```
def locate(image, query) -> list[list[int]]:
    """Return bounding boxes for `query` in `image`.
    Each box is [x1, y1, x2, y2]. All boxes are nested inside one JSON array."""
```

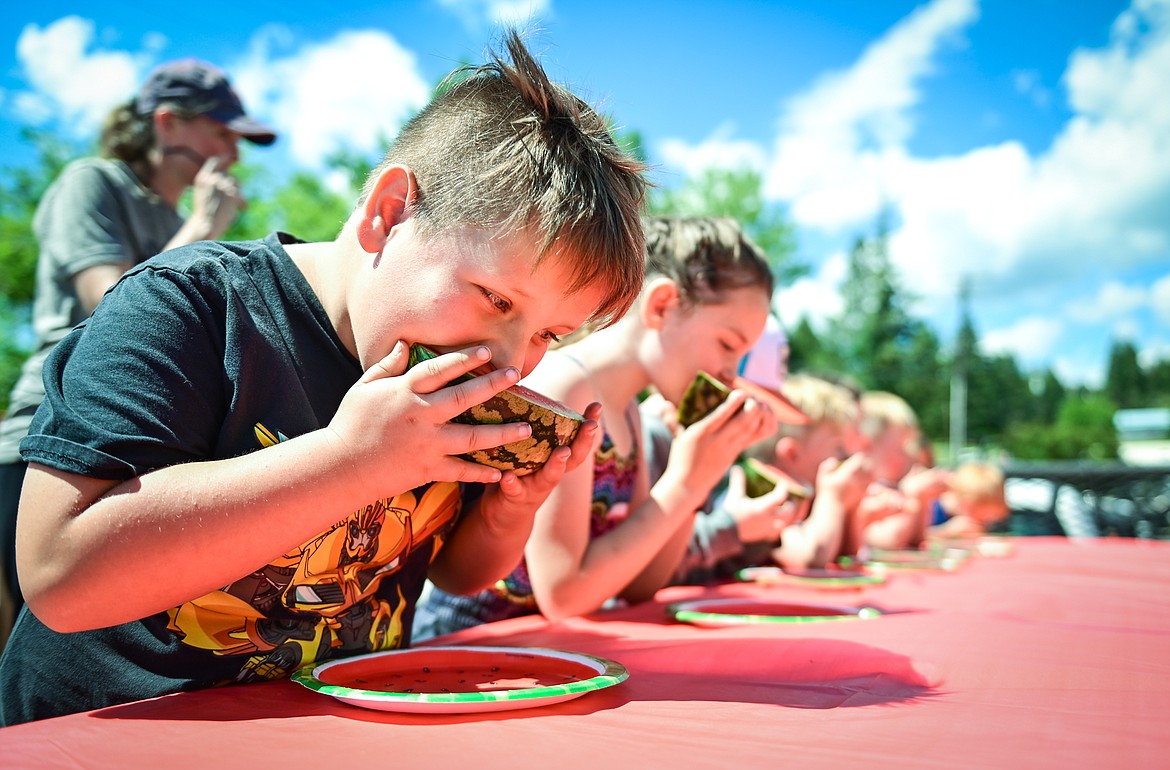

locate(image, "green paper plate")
[[668, 597, 881, 627], [736, 566, 886, 590], [293, 646, 628, 714]]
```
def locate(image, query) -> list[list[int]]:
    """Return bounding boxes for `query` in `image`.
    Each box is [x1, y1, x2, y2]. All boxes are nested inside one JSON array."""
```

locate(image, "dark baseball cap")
[[136, 59, 277, 146]]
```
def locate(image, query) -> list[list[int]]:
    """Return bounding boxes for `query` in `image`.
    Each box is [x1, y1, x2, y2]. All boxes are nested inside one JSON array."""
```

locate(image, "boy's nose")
[[486, 343, 528, 379]]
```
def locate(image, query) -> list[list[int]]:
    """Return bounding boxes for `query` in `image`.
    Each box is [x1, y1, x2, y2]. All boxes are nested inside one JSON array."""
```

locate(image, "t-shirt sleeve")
[[21, 262, 230, 480], [37, 162, 144, 281]]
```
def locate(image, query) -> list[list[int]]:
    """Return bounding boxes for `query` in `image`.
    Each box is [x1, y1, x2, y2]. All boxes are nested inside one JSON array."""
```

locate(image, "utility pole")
[[949, 277, 970, 464]]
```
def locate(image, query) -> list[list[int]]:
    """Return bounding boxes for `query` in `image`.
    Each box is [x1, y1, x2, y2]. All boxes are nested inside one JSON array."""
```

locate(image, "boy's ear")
[[641, 277, 679, 330], [356, 164, 418, 253]]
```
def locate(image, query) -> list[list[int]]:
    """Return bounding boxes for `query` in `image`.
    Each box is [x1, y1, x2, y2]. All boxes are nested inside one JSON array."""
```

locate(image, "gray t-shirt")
[[0, 157, 182, 461]]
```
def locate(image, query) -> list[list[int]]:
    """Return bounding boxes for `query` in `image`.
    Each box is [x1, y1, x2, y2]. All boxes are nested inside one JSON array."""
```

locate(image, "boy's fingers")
[[441, 421, 532, 457], [405, 346, 492, 390], [360, 340, 410, 383]]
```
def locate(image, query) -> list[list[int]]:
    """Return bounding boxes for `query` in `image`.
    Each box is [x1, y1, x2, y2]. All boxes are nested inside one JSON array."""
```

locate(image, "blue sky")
[[1, 0, 1167, 390]]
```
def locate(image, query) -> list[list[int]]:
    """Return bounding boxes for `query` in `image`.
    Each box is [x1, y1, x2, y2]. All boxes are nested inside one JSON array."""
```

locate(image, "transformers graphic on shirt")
[[165, 422, 461, 682]]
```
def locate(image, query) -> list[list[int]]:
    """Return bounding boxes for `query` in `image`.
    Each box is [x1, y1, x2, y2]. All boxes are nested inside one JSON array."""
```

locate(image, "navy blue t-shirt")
[[0, 233, 463, 725]]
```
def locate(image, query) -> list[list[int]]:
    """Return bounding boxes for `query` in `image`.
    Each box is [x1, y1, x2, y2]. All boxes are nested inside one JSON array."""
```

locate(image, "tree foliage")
[[1105, 339, 1147, 409], [647, 167, 803, 285], [0, 128, 84, 302], [0, 129, 85, 411]]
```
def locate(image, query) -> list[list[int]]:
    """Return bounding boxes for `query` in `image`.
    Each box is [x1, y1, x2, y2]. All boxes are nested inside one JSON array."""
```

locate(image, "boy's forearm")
[[21, 428, 400, 632], [426, 496, 533, 595]]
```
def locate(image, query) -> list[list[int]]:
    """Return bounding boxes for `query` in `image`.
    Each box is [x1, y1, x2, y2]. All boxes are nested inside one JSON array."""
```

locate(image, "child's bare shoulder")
[[521, 349, 599, 410]]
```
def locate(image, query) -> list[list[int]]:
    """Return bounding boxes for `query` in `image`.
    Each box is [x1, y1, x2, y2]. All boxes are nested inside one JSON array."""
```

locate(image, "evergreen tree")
[[825, 211, 921, 393], [1034, 369, 1066, 424], [785, 315, 821, 375], [1105, 340, 1147, 408], [1146, 358, 1170, 407]]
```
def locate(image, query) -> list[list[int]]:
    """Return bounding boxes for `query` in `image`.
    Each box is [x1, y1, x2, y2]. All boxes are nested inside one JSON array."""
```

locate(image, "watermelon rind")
[[742, 457, 812, 500], [407, 344, 584, 476], [676, 371, 731, 428]]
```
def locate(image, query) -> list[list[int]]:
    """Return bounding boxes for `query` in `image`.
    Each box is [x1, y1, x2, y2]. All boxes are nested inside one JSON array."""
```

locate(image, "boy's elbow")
[[20, 564, 97, 634], [22, 586, 87, 634]]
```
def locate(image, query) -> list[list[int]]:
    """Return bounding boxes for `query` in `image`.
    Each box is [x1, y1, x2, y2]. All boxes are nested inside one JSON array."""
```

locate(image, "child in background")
[[855, 390, 950, 550], [929, 462, 1010, 539], [746, 373, 874, 571], [414, 216, 777, 637], [0, 30, 647, 726]]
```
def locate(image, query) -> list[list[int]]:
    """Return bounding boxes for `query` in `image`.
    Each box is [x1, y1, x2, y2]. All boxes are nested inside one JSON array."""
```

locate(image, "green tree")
[[1003, 391, 1118, 460], [648, 167, 802, 285], [897, 321, 947, 441], [1146, 358, 1170, 407], [965, 353, 1032, 443], [1105, 339, 1147, 408], [785, 315, 821, 375], [0, 128, 84, 303], [824, 213, 919, 389], [1032, 369, 1066, 424]]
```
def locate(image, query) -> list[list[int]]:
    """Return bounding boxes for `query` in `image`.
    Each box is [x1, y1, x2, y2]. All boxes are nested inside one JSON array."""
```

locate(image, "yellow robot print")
[[166, 422, 462, 682]]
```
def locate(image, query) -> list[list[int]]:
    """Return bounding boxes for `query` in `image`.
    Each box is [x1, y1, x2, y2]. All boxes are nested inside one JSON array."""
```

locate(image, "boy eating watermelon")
[[0, 29, 646, 725]]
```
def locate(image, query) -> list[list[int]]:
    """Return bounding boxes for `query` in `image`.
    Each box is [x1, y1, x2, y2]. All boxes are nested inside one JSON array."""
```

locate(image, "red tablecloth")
[[3, 537, 1169, 769]]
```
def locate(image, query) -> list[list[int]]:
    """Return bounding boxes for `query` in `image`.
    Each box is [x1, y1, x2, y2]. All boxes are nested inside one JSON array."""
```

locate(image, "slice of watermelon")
[[676, 371, 732, 428], [408, 344, 584, 476], [741, 457, 812, 500]]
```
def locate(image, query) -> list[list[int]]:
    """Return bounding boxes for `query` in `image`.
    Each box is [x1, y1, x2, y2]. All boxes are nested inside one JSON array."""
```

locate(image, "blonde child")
[[855, 390, 950, 550], [749, 374, 873, 571], [415, 216, 777, 635], [0, 31, 646, 725], [929, 462, 1010, 539]]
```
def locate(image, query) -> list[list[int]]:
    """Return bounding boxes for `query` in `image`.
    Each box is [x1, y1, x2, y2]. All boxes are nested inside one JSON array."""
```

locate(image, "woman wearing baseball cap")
[[0, 59, 277, 638]]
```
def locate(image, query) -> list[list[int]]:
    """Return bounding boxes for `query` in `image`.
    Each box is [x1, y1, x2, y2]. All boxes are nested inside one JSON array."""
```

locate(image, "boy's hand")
[[325, 342, 542, 496], [721, 464, 798, 544], [815, 453, 872, 512]]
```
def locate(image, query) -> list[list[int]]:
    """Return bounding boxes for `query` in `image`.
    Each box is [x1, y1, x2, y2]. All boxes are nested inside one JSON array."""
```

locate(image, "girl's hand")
[[663, 390, 778, 506]]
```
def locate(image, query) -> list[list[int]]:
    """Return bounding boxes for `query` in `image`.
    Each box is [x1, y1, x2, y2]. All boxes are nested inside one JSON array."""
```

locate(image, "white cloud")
[[231, 27, 431, 170], [773, 251, 848, 332], [763, 0, 979, 218], [982, 315, 1063, 365], [1052, 353, 1106, 390], [437, 0, 552, 29], [1151, 273, 1170, 325], [1140, 336, 1170, 368], [656, 123, 768, 177], [14, 16, 144, 136], [653, 0, 1170, 380], [1066, 280, 1150, 324]]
